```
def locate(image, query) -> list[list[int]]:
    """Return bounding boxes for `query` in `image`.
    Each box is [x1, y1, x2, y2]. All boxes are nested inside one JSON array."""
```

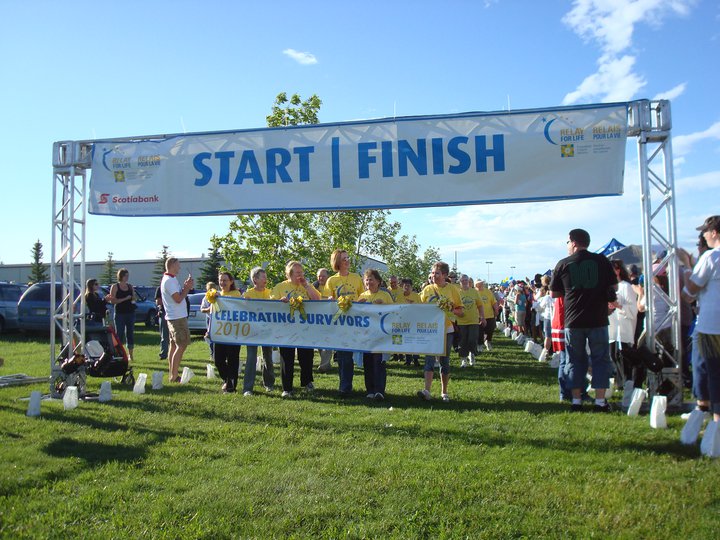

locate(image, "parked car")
[[187, 292, 208, 334], [101, 286, 158, 328], [0, 282, 27, 333], [17, 282, 81, 332]]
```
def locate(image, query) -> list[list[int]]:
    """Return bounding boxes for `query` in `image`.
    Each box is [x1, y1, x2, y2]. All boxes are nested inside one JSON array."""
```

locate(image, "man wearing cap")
[[681, 216, 720, 427], [551, 228, 618, 412]]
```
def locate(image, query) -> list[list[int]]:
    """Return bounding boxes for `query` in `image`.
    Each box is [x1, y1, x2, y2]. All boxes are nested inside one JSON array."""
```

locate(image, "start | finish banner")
[[208, 297, 446, 355], [89, 104, 628, 216]]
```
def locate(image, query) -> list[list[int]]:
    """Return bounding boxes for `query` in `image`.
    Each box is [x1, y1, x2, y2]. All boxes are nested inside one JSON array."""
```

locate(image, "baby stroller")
[[84, 325, 135, 386]]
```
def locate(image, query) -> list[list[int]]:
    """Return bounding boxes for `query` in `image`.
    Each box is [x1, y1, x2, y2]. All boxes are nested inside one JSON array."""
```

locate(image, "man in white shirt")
[[682, 215, 720, 423], [161, 257, 194, 382]]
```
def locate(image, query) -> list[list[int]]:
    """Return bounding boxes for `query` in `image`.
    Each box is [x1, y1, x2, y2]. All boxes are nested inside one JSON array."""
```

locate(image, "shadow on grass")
[[44, 437, 148, 465]]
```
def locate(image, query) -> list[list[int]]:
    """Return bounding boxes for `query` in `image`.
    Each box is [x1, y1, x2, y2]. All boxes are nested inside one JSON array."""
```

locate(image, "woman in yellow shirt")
[[214, 272, 243, 393], [270, 260, 321, 398], [241, 267, 275, 395], [358, 269, 394, 400], [326, 249, 365, 397], [419, 262, 463, 402]]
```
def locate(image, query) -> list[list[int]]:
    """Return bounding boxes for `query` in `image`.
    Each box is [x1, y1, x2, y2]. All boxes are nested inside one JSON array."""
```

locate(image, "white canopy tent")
[[49, 99, 682, 404]]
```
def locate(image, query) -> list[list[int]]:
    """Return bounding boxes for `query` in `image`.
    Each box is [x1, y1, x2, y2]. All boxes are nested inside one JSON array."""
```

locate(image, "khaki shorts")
[[168, 317, 191, 347]]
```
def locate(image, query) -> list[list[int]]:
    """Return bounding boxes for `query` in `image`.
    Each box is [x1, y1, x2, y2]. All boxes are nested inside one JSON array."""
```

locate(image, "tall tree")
[[152, 246, 171, 286], [28, 240, 49, 284], [100, 252, 116, 285], [215, 92, 402, 284], [381, 234, 441, 290], [199, 243, 224, 286]]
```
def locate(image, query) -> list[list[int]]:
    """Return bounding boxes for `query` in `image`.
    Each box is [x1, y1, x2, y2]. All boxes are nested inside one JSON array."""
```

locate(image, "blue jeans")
[[336, 350, 355, 393], [565, 326, 612, 390], [114, 311, 135, 350], [424, 334, 452, 375], [243, 345, 275, 392], [363, 352, 387, 395]]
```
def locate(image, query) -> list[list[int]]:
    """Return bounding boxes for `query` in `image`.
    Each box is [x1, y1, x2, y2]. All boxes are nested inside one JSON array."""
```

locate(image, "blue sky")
[[1, 0, 718, 283]]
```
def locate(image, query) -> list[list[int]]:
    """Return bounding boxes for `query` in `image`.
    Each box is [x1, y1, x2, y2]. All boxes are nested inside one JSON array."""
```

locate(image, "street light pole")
[[510, 265, 516, 279], [485, 261, 493, 283]]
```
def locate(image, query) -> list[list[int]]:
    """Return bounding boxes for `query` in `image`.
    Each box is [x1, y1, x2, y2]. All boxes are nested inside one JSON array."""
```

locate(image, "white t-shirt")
[[690, 247, 720, 335], [161, 274, 187, 321]]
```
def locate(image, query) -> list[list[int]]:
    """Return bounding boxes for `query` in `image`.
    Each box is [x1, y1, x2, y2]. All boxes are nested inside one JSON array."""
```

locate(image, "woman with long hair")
[[325, 249, 365, 397], [108, 268, 136, 360], [214, 271, 243, 393], [84, 278, 108, 326], [608, 260, 639, 387]]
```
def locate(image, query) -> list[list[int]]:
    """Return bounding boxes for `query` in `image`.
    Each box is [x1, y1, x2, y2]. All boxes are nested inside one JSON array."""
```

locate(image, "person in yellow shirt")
[[270, 260, 321, 397], [475, 279, 499, 352], [213, 271, 243, 393], [387, 275, 401, 302], [326, 249, 365, 396], [457, 274, 485, 367], [313, 267, 333, 373], [418, 261, 463, 402], [357, 269, 394, 400], [241, 267, 275, 395], [396, 278, 422, 366]]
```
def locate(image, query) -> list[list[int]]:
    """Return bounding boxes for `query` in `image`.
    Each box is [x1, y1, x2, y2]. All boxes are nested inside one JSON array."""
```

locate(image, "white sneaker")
[[681, 408, 711, 421], [366, 393, 375, 399], [264, 386, 274, 393], [468, 353, 475, 366], [374, 392, 385, 401], [460, 359, 468, 368], [485, 341, 492, 351], [281, 391, 292, 398], [243, 391, 252, 397], [441, 393, 450, 402], [417, 389, 431, 401]]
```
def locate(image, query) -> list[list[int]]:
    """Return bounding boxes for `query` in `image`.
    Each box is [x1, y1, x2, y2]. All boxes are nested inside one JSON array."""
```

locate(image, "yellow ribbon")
[[331, 295, 353, 324]]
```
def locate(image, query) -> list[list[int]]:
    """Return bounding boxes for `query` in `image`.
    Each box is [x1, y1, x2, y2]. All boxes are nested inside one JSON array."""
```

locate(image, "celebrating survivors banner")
[[208, 297, 447, 355], [88, 104, 628, 216]]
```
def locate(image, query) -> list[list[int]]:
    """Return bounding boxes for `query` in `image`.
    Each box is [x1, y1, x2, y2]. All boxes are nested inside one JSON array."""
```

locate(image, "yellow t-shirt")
[[220, 289, 242, 298], [243, 287, 271, 300], [477, 289, 497, 319], [456, 287, 482, 325], [316, 283, 331, 299], [270, 280, 321, 300], [326, 272, 364, 301], [396, 291, 422, 304], [420, 283, 461, 331], [358, 289, 394, 305], [387, 285, 401, 302]]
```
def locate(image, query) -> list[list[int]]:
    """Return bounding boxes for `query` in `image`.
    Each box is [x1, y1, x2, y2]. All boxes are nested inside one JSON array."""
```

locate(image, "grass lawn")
[[1, 328, 718, 539]]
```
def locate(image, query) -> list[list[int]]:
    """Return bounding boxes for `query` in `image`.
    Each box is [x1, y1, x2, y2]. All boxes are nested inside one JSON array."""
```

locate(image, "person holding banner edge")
[[270, 261, 322, 397], [326, 249, 366, 397], [357, 269, 394, 400], [242, 267, 276, 394], [419, 261, 463, 402], [214, 272, 243, 393]]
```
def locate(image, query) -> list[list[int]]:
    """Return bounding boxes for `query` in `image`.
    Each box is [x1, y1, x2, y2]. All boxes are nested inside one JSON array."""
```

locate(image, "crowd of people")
[[82, 217, 720, 422]]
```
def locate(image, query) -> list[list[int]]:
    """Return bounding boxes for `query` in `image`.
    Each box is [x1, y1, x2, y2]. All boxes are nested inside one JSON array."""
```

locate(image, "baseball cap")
[[696, 215, 720, 233], [652, 263, 667, 277]]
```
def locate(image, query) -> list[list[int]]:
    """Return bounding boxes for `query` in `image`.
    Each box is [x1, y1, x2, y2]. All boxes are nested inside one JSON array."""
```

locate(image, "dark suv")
[[17, 282, 81, 332], [0, 282, 27, 333]]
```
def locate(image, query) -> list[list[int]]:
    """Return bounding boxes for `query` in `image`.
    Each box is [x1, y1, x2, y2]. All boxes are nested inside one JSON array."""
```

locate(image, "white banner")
[[208, 297, 446, 355], [89, 104, 627, 216]]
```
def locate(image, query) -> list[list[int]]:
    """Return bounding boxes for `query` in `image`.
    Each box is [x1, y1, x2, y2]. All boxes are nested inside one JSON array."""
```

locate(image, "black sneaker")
[[593, 402, 613, 413], [570, 403, 583, 412]]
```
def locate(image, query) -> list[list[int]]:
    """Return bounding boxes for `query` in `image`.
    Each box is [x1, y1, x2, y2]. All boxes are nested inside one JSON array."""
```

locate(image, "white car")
[[187, 292, 208, 333]]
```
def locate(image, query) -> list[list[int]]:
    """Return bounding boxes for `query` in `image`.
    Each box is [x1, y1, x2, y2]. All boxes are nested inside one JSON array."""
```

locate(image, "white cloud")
[[673, 120, 720, 157], [675, 169, 720, 194], [653, 82, 687, 101], [282, 48, 318, 65], [562, 0, 694, 104]]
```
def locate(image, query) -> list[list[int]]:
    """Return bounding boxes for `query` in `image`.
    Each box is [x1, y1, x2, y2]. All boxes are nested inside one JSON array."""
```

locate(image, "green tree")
[[152, 246, 171, 286], [199, 244, 224, 286], [100, 252, 116, 285], [381, 235, 440, 291], [266, 92, 322, 127], [216, 92, 402, 285], [28, 240, 49, 284]]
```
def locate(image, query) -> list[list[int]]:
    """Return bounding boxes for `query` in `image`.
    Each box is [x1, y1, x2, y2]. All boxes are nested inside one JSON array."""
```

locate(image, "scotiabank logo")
[[98, 194, 159, 205]]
